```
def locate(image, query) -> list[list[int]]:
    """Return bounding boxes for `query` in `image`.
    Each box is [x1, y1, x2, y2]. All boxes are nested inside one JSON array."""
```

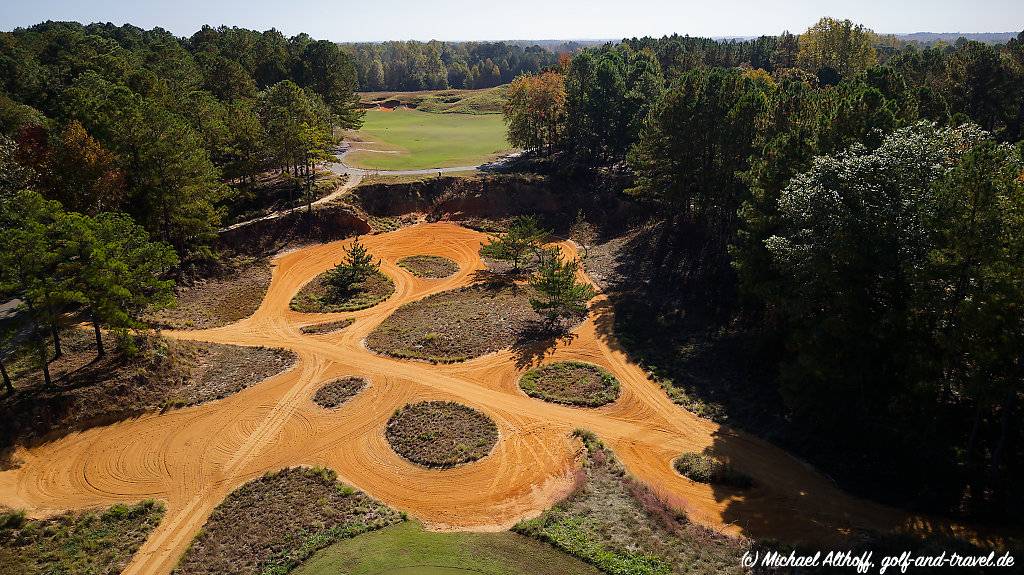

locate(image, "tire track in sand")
[[0, 223, 997, 575]]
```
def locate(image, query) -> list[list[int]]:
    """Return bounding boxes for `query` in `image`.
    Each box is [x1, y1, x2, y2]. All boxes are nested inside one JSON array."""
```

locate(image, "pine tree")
[[480, 215, 547, 272], [325, 237, 379, 298], [529, 247, 595, 326], [57, 212, 178, 356]]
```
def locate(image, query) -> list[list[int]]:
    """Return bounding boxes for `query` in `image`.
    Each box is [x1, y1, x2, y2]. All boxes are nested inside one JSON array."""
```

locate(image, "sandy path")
[[0, 223, 987, 574]]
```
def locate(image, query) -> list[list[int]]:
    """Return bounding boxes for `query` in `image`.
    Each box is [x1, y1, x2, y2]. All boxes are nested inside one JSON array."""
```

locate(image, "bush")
[[673, 452, 752, 488]]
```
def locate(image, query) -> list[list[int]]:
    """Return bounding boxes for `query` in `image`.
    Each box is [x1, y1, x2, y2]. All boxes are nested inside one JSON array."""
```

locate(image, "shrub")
[[673, 452, 752, 488]]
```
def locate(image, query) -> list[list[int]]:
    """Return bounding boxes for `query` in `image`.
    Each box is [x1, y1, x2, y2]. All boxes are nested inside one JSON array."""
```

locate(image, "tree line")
[[0, 21, 363, 264], [0, 22, 366, 389], [504, 18, 1024, 523], [343, 40, 563, 91]]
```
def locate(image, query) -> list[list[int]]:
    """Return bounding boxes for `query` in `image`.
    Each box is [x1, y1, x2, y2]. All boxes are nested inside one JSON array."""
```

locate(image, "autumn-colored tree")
[[797, 17, 877, 79], [44, 120, 126, 215], [503, 71, 566, 155]]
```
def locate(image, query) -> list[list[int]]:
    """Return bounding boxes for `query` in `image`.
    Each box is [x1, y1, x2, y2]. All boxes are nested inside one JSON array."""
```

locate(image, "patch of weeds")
[[290, 269, 395, 313], [515, 514, 672, 575], [366, 216, 403, 233], [300, 318, 354, 335], [385, 401, 498, 468], [514, 430, 749, 575], [0, 500, 164, 575], [174, 467, 403, 575], [396, 255, 460, 279], [672, 453, 752, 488], [366, 282, 575, 363], [312, 377, 367, 409], [520, 361, 620, 407]]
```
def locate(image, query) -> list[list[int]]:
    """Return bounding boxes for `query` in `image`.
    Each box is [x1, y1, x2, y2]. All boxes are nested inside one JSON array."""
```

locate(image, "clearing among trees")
[[344, 108, 511, 170], [396, 255, 460, 279], [519, 361, 620, 407], [312, 376, 367, 409], [385, 401, 498, 468], [174, 467, 403, 575], [365, 282, 549, 362]]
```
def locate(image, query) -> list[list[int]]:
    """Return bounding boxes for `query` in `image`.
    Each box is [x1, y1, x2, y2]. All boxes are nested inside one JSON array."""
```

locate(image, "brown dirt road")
[[0, 223, 989, 575]]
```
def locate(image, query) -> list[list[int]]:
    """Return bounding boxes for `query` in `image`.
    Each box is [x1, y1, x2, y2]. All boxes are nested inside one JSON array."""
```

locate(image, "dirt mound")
[[218, 202, 370, 257]]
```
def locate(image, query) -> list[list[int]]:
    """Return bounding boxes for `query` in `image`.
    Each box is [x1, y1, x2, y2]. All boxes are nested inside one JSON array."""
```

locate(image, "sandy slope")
[[0, 223, 986, 575]]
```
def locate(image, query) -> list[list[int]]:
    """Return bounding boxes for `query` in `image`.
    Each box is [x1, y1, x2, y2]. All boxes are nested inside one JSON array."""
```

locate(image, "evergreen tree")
[[529, 247, 594, 326], [480, 215, 547, 272], [324, 237, 379, 297], [0, 191, 70, 387], [57, 212, 178, 356]]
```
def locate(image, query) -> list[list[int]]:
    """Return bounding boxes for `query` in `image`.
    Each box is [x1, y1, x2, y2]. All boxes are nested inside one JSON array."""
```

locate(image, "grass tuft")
[[0, 501, 164, 575]]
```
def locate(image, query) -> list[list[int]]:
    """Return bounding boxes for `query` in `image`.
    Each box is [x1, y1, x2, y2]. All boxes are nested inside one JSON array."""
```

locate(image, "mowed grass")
[[358, 86, 506, 114], [294, 521, 602, 575], [346, 109, 512, 170]]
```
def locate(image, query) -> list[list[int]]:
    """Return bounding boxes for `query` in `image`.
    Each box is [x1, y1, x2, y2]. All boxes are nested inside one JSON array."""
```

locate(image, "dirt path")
[[219, 170, 364, 233], [0, 223, 983, 575]]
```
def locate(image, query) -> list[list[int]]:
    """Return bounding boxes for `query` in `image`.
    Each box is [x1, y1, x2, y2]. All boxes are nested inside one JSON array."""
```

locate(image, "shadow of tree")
[[510, 320, 578, 370]]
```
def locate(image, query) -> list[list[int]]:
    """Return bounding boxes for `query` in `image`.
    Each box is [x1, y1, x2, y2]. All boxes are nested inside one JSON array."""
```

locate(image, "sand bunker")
[[0, 223, 958, 575]]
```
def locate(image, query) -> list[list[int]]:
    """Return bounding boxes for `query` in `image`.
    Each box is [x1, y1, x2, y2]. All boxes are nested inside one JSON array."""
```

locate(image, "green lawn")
[[346, 108, 512, 171], [293, 521, 601, 575]]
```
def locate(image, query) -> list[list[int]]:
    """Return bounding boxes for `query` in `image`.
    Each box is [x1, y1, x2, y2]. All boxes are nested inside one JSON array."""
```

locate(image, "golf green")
[[293, 521, 600, 575]]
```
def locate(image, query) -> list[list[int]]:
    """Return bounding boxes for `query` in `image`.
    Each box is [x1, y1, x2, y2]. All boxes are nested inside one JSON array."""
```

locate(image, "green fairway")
[[293, 521, 601, 575], [346, 108, 512, 170]]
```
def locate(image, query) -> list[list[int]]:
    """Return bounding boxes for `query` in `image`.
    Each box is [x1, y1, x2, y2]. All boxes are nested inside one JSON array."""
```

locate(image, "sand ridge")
[[0, 223, 979, 575]]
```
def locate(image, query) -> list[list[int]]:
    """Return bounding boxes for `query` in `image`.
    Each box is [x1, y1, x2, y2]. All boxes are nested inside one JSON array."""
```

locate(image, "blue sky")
[[2, 0, 1022, 41]]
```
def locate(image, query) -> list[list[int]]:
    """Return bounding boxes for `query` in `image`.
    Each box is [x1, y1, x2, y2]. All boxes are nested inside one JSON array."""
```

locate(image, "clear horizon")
[[2, 0, 1022, 42]]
